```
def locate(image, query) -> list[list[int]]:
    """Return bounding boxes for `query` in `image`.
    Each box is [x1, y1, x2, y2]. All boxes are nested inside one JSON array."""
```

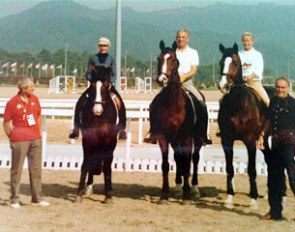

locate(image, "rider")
[[238, 32, 270, 106], [69, 37, 126, 139], [176, 29, 212, 145]]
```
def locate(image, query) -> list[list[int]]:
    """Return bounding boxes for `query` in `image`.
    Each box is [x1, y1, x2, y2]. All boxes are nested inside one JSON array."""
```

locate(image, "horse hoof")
[[84, 185, 93, 197], [103, 197, 113, 204], [173, 184, 183, 199], [158, 199, 168, 205], [191, 185, 201, 200], [249, 199, 258, 210], [74, 196, 83, 203], [224, 194, 234, 208], [181, 200, 191, 206]]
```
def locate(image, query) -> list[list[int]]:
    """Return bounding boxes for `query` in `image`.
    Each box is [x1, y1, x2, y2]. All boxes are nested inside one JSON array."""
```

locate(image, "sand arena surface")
[[0, 86, 295, 231]]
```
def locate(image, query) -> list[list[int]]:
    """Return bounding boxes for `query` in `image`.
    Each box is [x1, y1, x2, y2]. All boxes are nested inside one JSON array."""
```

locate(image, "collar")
[[176, 45, 190, 53]]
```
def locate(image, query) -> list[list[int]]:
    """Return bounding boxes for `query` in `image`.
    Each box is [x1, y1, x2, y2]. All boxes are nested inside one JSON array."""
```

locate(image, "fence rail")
[[0, 98, 268, 175]]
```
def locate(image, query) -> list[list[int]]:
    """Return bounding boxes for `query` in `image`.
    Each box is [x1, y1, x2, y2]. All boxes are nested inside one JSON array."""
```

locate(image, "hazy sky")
[[0, 0, 294, 19]]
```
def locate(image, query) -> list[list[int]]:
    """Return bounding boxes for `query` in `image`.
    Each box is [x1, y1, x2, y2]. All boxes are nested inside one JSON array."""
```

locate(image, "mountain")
[[0, 0, 295, 77]]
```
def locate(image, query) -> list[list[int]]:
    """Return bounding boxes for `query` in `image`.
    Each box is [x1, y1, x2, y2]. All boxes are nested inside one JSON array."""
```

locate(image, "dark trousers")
[[268, 139, 295, 218]]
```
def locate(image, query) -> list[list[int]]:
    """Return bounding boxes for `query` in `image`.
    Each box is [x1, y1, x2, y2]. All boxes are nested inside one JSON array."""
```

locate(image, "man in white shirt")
[[176, 29, 212, 145], [238, 32, 270, 106]]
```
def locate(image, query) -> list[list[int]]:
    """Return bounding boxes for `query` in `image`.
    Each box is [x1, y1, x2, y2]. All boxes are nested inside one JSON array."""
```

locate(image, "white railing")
[[0, 98, 268, 175]]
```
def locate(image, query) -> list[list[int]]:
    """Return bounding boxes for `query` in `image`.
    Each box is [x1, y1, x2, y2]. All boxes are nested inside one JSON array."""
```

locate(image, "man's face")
[[176, 31, 189, 49], [275, 79, 289, 98], [242, 35, 254, 51]]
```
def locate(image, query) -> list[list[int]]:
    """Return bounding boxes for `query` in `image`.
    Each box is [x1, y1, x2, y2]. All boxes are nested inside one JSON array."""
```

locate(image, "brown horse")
[[149, 41, 203, 204], [218, 43, 271, 208], [75, 66, 119, 204]]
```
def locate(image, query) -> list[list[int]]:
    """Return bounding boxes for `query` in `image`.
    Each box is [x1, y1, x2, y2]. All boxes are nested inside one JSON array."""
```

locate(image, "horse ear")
[[233, 43, 239, 53], [219, 44, 225, 53], [159, 40, 165, 51], [172, 41, 177, 51]]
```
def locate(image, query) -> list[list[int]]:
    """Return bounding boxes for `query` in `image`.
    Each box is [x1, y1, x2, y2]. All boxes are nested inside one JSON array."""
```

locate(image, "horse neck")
[[233, 56, 244, 85]]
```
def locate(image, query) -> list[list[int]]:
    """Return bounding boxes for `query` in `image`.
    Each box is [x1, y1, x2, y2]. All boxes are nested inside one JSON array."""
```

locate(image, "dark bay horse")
[[218, 43, 270, 208], [75, 66, 119, 204], [149, 41, 203, 204]]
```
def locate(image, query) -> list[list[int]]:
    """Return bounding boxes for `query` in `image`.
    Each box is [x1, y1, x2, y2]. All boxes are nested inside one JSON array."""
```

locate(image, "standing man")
[[238, 32, 270, 106], [3, 77, 49, 209], [176, 29, 212, 145], [259, 77, 295, 220]]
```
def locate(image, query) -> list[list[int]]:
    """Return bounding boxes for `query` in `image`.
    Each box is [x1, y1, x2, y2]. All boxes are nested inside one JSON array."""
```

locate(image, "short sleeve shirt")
[[176, 46, 199, 76], [4, 93, 42, 142]]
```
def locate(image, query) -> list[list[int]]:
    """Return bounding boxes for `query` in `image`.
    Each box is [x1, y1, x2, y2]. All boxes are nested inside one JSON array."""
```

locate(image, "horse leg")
[[191, 140, 202, 200], [181, 140, 193, 205], [75, 170, 87, 203], [222, 139, 235, 207], [102, 153, 114, 204], [246, 142, 259, 209], [85, 173, 94, 197], [158, 137, 169, 205]]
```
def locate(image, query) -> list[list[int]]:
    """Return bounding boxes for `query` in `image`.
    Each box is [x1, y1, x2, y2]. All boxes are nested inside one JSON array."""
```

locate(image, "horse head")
[[90, 66, 112, 116], [218, 43, 243, 94], [157, 40, 179, 87]]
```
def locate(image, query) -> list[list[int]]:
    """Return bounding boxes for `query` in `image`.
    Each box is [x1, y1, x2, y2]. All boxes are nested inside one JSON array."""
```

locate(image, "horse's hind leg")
[[191, 141, 202, 200], [181, 142, 193, 205], [85, 173, 94, 197], [75, 170, 87, 203], [246, 143, 259, 209], [173, 148, 183, 199], [102, 154, 114, 204], [222, 139, 235, 207]]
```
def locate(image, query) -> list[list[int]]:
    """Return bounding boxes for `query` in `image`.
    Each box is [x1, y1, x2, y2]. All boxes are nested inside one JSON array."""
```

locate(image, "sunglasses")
[[99, 44, 108, 47]]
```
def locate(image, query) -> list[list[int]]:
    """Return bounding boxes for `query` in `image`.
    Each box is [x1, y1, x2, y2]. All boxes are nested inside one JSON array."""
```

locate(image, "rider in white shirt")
[[176, 29, 212, 145], [238, 32, 270, 106]]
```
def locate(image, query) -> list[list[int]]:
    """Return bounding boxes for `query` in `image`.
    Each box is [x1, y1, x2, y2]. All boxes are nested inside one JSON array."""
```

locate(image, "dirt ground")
[[1, 86, 295, 231], [0, 169, 294, 232]]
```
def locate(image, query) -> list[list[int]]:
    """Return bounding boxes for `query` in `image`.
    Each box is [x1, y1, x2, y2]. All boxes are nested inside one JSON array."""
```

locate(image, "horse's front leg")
[[246, 142, 258, 209], [158, 137, 169, 205], [222, 139, 235, 207], [102, 153, 114, 204], [75, 170, 87, 203]]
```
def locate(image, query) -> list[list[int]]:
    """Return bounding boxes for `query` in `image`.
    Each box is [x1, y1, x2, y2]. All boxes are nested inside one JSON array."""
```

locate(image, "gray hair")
[[276, 76, 290, 87], [241, 32, 255, 41], [18, 77, 34, 90], [176, 29, 190, 37]]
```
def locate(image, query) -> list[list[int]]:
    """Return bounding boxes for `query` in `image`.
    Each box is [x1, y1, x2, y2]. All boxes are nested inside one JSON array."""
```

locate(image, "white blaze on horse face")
[[93, 81, 104, 116], [158, 53, 170, 86], [219, 57, 232, 92]]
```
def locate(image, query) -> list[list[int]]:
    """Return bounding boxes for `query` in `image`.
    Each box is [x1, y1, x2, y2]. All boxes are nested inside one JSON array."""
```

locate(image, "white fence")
[[0, 98, 267, 175]]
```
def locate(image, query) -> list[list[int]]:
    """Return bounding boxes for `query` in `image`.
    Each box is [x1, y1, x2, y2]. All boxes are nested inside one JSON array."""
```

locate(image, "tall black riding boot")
[[194, 99, 212, 145], [69, 90, 89, 139]]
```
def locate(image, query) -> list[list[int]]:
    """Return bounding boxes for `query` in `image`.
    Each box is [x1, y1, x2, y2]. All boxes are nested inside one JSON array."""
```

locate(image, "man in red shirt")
[[3, 77, 49, 209]]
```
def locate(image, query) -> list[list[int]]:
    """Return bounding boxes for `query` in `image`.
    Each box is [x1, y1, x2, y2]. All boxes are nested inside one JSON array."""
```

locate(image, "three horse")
[[75, 66, 120, 204], [218, 43, 270, 208], [148, 41, 203, 204]]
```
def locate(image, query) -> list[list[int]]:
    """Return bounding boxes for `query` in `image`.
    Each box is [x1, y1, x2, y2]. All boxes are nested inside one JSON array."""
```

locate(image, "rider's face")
[[242, 35, 254, 51], [176, 31, 189, 49], [98, 44, 109, 54]]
